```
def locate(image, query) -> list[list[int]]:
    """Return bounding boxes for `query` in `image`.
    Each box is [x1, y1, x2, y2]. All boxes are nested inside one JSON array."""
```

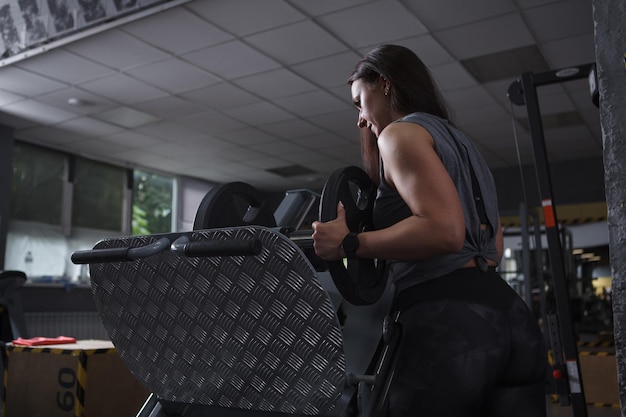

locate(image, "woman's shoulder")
[[378, 119, 434, 156]]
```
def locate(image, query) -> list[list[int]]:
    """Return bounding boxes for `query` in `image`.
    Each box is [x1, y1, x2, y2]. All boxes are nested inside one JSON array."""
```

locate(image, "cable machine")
[[508, 62, 597, 417]]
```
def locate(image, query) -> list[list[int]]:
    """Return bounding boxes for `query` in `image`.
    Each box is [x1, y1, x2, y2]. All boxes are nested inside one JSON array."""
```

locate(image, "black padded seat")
[[0, 270, 28, 340]]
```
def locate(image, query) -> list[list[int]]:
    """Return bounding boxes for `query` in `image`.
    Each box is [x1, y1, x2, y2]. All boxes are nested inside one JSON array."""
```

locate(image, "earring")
[[384, 87, 389, 96]]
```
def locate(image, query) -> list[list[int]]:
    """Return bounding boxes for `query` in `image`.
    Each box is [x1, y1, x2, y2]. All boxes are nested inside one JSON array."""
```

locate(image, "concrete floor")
[[549, 403, 621, 417]]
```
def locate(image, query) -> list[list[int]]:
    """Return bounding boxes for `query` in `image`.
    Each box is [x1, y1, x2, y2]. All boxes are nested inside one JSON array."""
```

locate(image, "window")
[[132, 169, 173, 235], [73, 158, 125, 231], [5, 142, 176, 282], [10, 143, 64, 224]]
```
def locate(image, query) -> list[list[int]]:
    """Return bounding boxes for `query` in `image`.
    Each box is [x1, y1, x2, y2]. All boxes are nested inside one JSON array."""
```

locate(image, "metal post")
[[516, 69, 588, 417]]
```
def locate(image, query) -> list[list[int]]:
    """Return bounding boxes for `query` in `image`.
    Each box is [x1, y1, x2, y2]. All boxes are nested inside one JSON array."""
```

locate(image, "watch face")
[[343, 233, 359, 256]]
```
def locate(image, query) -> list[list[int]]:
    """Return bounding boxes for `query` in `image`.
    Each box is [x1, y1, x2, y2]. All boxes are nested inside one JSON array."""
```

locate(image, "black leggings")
[[387, 268, 548, 417]]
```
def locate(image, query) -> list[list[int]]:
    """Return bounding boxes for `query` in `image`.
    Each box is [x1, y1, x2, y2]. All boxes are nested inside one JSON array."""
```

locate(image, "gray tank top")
[[373, 112, 499, 292]]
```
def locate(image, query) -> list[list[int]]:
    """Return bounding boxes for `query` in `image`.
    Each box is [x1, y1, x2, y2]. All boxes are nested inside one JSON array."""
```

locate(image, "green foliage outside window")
[[132, 170, 173, 235]]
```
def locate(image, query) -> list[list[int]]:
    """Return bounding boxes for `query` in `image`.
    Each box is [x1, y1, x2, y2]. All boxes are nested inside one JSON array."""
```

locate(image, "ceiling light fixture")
[[555, 67, 580, 78], [93, 106, 161, 129], [67, 97, 86, 106]]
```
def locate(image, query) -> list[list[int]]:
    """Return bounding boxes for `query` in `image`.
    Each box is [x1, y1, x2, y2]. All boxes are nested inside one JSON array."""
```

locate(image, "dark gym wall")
[[0, 125, 15, 269], [492, 156, 606, 215], [263, 155, 606, 221]]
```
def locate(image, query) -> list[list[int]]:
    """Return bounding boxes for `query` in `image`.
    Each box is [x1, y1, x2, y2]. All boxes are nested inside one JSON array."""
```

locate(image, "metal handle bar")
[[72, 235, 261, 265], [170, 235, 261, 257]]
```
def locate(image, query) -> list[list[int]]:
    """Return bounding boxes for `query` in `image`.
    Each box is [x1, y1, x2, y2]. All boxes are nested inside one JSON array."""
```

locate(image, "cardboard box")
[[3, 340, 149, 417], [579, 352, 619, 406]]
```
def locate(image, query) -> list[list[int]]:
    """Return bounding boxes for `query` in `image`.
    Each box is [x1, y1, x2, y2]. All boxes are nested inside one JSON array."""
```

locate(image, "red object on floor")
[[12, 336, 77, 346]]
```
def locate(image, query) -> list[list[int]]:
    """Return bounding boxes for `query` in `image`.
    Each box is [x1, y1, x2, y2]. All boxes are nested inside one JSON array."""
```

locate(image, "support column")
[[591, 0, 626, 413], [0, 125, 15, 269]]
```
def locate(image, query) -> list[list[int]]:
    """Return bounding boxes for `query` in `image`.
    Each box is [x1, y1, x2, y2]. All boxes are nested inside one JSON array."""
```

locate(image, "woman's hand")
[[312, 202, 350, 260]]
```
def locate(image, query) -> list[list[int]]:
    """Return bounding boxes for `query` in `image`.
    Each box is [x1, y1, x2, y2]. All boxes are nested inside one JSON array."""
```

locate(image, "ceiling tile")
[[136, 120, 206, 141], [523, 0, 593, 43], [233, 68, 317, 100], [245, 21, 347, 65], [291, 51, 362, 88], [16, 50, 114, 84], [273, 90, 351, 118], [482, 78, 523, 109], [461, 45, 550, 83], [214, 145, 268, 162], [132, 95, 208, 120], [0, 112, 37, 130], [224, 101, 294, 126], [402, 0, 517, 31], [188, 0, 306, 37], [290, 132, 351, 151], [180, 82, 261, 110], [126, 58, 221, 93], [287, 0, 376, 16], [259, 118, 326, 140], [3, 99, 77, 125], [0, 0, 606, 198], [435, 13, 534, 60], [214, 127, 280, 146], [107, 148, 164, 165], [58, 116, 124, 137], [18, 126, 87, 146], [102, 130, 165, 149], [179, 110, 247, 134], [541, 34, 596, 69], [0, 90, 26, 106], [444, 85, 500, 116], [183, 40, 280, 79], [390, 35, 455, 67], [78, 73, 168, 103], [66, 29, 170, 70], [308, 109, 359, 140], [36, 87, 117, 115], [121, 6, 233, 54], [454, 104, 510, 128], [0, 67, 66, 96], [318, 1, 428, 48], [149, 141, 200, 158], [71, 137, 134, 156], [429, 62, 478, 91], [251, 140, 308, 156], [244, 156, 292, 170]]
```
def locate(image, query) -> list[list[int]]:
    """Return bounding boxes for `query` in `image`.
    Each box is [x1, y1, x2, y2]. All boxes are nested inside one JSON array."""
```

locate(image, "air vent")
[[266, 165, 317, 178], [461, 45, 550, 83]]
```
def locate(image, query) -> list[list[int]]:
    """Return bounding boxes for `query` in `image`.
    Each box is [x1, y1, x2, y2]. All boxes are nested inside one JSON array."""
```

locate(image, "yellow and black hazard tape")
[[3, 344, 116, 417], [579, 350, 615, 356], [551, 396, 620, 409], [577, 340, 614, 348], [76, 347, 115, 417], [587, 402, 620, 409]]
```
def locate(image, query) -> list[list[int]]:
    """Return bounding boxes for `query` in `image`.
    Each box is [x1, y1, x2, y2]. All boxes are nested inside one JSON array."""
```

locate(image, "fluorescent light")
[[93, 107, 160, 128]]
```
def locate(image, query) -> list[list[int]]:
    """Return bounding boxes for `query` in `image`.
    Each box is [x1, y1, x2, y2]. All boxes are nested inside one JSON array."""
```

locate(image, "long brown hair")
[[348, 45, 451, 183]]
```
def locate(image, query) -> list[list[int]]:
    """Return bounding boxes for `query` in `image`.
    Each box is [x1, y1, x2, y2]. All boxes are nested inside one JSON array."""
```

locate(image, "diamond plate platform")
[[88, 226, 347, 416]]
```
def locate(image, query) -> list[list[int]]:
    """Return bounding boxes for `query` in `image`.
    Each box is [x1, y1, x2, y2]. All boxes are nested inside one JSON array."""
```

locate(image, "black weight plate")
[[319, 166, 386, 305], [193, 182, 276, 230]]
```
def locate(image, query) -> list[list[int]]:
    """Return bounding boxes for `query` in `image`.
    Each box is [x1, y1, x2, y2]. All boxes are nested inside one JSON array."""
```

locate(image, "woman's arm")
[[312, 122, 466, 261]]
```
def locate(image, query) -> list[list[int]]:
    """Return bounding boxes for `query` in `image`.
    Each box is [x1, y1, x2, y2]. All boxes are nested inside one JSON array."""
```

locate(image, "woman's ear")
[[379, 75, 390, 96]]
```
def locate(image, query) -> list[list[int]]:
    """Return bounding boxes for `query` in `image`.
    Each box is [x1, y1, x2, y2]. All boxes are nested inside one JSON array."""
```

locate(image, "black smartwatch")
[[342, 232, 360, 258]]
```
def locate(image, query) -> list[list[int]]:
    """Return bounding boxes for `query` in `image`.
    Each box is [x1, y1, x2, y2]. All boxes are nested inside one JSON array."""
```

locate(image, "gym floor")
[[550, 403, 620, 417]]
